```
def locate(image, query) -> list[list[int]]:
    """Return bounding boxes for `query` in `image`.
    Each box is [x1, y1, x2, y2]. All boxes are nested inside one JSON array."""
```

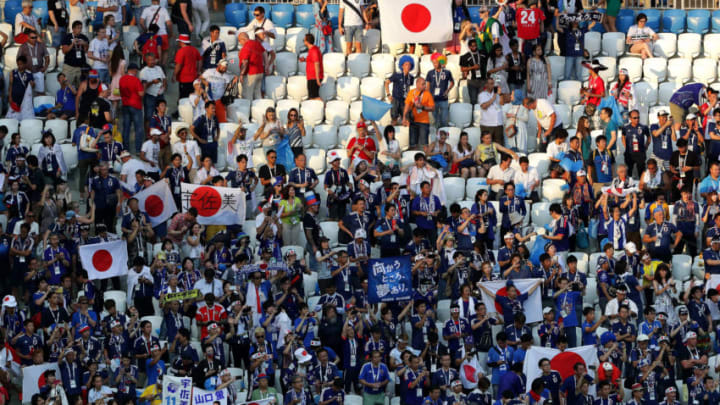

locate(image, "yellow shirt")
[[141, 384, 162, 405], [642, 260, 661, 287]]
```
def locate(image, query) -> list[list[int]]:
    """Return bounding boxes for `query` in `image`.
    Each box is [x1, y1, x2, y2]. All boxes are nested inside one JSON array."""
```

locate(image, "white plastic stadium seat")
[[443, 177, 466, 203], [548, 56, 565, 82], [103, 290, 127, 313], [633, 81, 658, 107], [275, 52, 298, 77], [568, 252, 589, 274], [596, 56, 617, 83], [449, 103, 472, 128], [337, 125, 354, 148], [44, 119, 68, 142], [336, 76, 361, 103], [557, 81, 582, 106], [226, 51, 240, 75], [322, 52, 346, 79], [325, 100, 349, 126], [693, 58, 717, 84], [270, 27, 286, 52], [305, 148, 326, 173], [672, 254, 692, 282], [704, 34, 720, 59], [347, 53, 371, 78], [313, 125, 338, 150], [542, 179, 568, 202], [286, 75, 309, 101], [4, 46, 18, 70], [437, 299, 452, 322], [677, 33, 702, 59], [602, 32, 625, 57], [554, 104, 571, 129], [60, 143, 77, 170], [528, 152, 551, 178], [20, 119, 43, 145], [618, 57, 642, 82], [33, 95, 55, 110], [658, 82, 679, 105], [584, 31, 601, 57], [285, 27, 308, 53], [363, 29, 381, 54], [642, 57, 668, 84], [419, 54, 434, 76], [667, 58, 692, 84], [227, 99, 251, 123], [276, 99, 299, 125], [653, 33, 676, 58], [264, 75, 287, 101], [531, 202, 552, 228], [360, 77, 385, 100], [300, 100, 324, 126], [219, 26, 238, 51], [250, 99, 275, 123], [141, 316, 164, 337], [371, 53, 395, 79]]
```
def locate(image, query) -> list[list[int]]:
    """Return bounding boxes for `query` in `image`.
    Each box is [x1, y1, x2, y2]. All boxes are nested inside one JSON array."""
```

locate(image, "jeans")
[[122, 105, 144, 152], [144, 94, 158, 120], [409, 122, 429, 147], [97, 68, 110, 85], [564, 326, 578, 348], [564, 56, 583, 81], [51, 27, 67, 48], [434, 99, 449, 128]]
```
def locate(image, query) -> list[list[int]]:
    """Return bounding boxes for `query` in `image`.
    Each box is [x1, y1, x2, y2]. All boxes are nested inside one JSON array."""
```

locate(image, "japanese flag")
[[22, 363, 61, 402], [523, 346, 599, 394], [478, 279, 543, 323], [377, 0, 453, 45], [459, 357, 485, 389], [79, 240, 129, 280], [181, 183, 246, 226], [601, 185, 639, 197], [134, 180, 178, 227]]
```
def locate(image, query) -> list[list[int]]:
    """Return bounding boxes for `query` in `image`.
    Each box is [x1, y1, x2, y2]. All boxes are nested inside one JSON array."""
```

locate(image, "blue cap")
[[65, 210, 76, 219]]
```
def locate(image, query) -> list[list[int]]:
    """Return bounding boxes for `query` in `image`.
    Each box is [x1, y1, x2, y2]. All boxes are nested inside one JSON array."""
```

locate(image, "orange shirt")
[[404, 89, 435, 124]]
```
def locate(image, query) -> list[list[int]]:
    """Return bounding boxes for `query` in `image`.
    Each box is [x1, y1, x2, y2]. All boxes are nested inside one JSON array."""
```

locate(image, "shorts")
[[159, 34, 169, 51], [307, 79, 320, 99], [669, 102, 686, 124], [344, 25, 363, 43]]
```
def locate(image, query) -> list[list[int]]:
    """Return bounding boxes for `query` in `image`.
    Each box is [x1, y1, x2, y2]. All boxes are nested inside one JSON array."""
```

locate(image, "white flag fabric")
[[523, 346, 599, 394], [163, 375, 193, 405], [478, 279, 543, 323], [459, 356, 485, 389], [181, 183, 246, 225], [134, 180, 178, 227], [601, 185, 639, 197], [79, 240, 128, 280], [377, 0, 453, 45], [22, 363, 61, 401], [192, 387, 229, 405]]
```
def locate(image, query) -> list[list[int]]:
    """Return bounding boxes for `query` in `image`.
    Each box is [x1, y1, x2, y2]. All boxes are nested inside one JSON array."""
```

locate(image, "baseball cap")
[[543, 307, 554, 314], [78, 324, 91, 334], [685, 331, 698, 341], [218, 59, 229, 67], [357, 121, 367, 129], [328, 150, 341, 163], [637, 334, 649, 342], [89, 70, 99, 78], [678, 306, 689, 315], [65, 210, 76, 219], [504, 232, 514, 240], [120, 151, 131, 159], [382, 171, 392, 180], [2, 295, 16, 308], [665, 387, 677, 394], [657, 109, 669, 116], [632, 383, 643, 391], [602, 362, 613, 371], [150, 128, 163, 136], [576, 169, 587, 177], [686, 113, 697, 120], [625, 242, 637, 254], [354, 229, 367, 239]]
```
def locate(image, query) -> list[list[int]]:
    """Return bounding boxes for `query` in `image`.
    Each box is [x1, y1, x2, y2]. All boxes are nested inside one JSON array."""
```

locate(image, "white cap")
[[686, 113, 697, 120], [150, 128, 163, 136], [685, 331, 698, 341], [294, 348, 312, 363], [504, 232, 514, 240], [576, 169, 587, 177], [328, 150, 341, 162], [2, 295, 16, 308], [542, 307, 553, 314], [625, 242, 637, 254], [602, 362, 614, 371], [637, 334, 649, 341]]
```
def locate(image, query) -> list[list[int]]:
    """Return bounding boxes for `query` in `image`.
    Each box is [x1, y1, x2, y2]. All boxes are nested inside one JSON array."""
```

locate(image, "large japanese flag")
[[181, 183, 246, 225], [478, 279, 543, 323], [22, 363, 61, 401], [523, 346, 599, 394], [134, 180, 178, 227], [79, 240, 128, 280], [377, 0, 453, 45], [459, 356, 485, 389]]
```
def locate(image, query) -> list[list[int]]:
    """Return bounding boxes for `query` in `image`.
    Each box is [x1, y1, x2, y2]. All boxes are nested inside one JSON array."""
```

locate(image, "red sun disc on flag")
[[190, 187, 222, 217], [92, 250, 113, 272], [401, 3, 432, 33], [550, 352, 585, 380], [145, 195, 164, 217], [38, 374, 46, 390], [494, 287, 508, 313]]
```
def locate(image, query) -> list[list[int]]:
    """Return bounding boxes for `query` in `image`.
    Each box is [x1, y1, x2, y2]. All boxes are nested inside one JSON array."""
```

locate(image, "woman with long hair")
[[38, 130, 67, 185], [448, 0, 470, 54], [576, 116, 592, 162], [526, 44, 552, 100], [279, 185, 303, 246], [653, 264, 677, 324], [310, 0, 331, 53], [285, 108, 306, 157], [108, 45, 125, 112], [610, 68, 635, 120], [471, 189, 497, 250], [486, 44, 509, 99], [453, 131, 476, 179], [378, 125, 401, 176]]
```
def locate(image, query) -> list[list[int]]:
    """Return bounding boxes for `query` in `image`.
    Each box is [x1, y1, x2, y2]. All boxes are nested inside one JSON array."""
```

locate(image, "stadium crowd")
[[2, 0, 720, 405]]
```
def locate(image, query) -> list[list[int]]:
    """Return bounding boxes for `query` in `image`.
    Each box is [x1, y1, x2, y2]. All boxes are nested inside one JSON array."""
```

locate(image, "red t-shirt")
[[119, 75, 143, 109], [347, 136, 376, 162], [516, 7, 545, 40], [587, 75, 605, 106], [238, 39, 265, 75], [174, 45, 202, 83], [306, 45, 323, 81]]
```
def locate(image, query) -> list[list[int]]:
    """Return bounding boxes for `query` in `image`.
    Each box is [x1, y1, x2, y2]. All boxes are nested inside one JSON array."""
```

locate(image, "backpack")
[[141, 35, 160, 64]]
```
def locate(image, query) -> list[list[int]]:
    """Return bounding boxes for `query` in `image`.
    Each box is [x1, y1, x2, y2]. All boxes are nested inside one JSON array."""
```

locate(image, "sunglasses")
[[254, 13, 262, 16], [630, 116, 639, 119], [29, 36, 37, 40], [256, 334, 265, 338]]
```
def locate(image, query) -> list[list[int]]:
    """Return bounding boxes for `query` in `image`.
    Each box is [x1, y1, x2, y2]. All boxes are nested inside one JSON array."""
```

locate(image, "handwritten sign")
[[367, 256, 412, 303]]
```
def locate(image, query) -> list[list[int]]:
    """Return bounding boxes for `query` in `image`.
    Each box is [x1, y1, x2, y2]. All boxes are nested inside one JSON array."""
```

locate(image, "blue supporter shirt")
[[425, 69, 453, 102], [669, 83, 705, 109], [643, 221, 677, 257], [649, 123, 673, 161], [388, 72, 414, 100], [592, 149, 614, 183], [358, 362, 390, 395]]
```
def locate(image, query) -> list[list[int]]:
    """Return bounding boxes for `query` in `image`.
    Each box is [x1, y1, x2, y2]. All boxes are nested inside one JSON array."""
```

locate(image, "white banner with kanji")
[[162, 375, 192, 405], [180, 183, 246, 225]]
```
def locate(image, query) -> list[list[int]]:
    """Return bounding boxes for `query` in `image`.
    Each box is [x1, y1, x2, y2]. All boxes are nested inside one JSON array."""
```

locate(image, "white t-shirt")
[[341, 0, 365, 27], [98, 0, 123, 24], [89, 38, 110, 70], [172, 140, 202, 170], [188, 93, 205, 121], [126, 266, 153, 301], [535, 99, 560, 130], [139, 65, 165, 96], [12, 221, 38, 237], [88, 386, 113, 405], [120, 158, 147, 190], [195, 166, 220, 184], [140, 5, 171, 35], [478, 91, 503, 127], [627, 25, 655, 42], [140, 140, 160, 172], [546, 141, 569, 160], [487, 165, 516, 193], [513, 167, 540, 192], [228, 138, 255, 169], [241, 18, 277, 50], [202, 68, 234, 101]]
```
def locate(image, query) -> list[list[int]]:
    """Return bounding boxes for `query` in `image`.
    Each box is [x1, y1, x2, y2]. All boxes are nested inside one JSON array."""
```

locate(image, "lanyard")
[[173, 168, 184, 186], [370, 364, 380, 382], [205, 118, 215, 139]]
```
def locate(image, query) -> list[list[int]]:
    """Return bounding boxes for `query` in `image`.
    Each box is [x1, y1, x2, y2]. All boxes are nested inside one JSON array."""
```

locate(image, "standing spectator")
[[581, 60, 606, 125], [89, 162, 122, 230], [174, 34, 202, 100], [139, 53, 166, 137], [192, 0, 210, 42], [171, 0, 193, 35], [88, 27, 111, 84], [403, 78, 434, 147], [97, 0, 122, 40], [556, 20, 594, 81], [237, 33, 265, 102], [602, 0, 621, 32], [72, 118, 99, 196], [201, 26, 226, 71], [411, 181, 443, 242], [190, 103, 220, 164], [622, 109, 650, 177], [7, 55, 35, 120], [523, 97, 562, 153], [338, 0, 366, 55], [300, 34, 323, 101], [47, 0, 70, 49], [324, 151, 351, 220], [135, 24, 162, 66], [478, 78, 504, 146], [587, 136, 615, 195], [17, 31, 49, 95], [526, 44, 551, 100], [201, 59, 236, 123], [139, 0, 172, 64], [426, 53, 454, 129], [61, 21, 89, 88], [515, 0, 545, 55], [359, 350, 390, 405], [460, 39, 486, 104], [386, 56, 415, 125], [505, 39, 525, 95], [241, 6, 277, 42], [119, 63, 145, 153], [650, 110, 674, 171]]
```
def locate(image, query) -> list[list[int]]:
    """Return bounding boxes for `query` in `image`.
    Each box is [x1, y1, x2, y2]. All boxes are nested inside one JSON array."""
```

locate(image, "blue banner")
[[368, 256, 413, 304]]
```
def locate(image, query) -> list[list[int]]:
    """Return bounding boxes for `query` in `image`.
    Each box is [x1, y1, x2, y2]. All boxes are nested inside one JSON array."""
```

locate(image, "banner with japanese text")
[[180, 183, 246, 225], [163, 375, 192, 405], [367, 256, 412, 303], [192, 388, 229, 405]]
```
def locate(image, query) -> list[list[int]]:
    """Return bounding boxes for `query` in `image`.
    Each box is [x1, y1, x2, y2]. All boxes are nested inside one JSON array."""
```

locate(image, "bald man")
[[403, 77, 434, 146]]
